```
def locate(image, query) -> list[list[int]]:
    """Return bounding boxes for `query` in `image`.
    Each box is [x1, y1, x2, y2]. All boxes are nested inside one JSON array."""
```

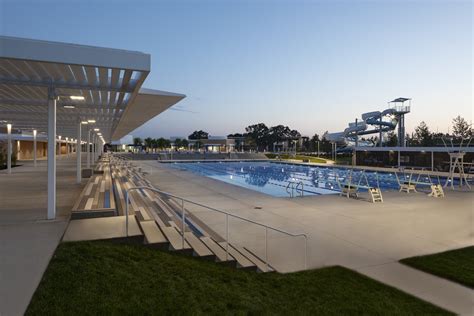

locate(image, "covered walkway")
[[0, 156, 83, 316], [0, 36, 185, 315]]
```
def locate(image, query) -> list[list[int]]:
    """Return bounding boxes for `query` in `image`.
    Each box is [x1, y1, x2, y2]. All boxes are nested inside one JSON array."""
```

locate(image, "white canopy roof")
[[0, 36, 185, 142]]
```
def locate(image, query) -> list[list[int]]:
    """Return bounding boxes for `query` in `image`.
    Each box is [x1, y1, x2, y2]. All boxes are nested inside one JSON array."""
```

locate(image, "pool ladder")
[[286, 180, 304, 198]]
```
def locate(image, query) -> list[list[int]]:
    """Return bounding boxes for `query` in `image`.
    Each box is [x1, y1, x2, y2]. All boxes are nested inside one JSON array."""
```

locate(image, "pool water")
[[167, 161, 448, 197]]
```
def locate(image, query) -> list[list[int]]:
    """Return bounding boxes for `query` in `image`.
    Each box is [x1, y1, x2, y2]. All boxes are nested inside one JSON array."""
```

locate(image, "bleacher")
[[70, 153, 273, 272], [71, 157, 116, 219]]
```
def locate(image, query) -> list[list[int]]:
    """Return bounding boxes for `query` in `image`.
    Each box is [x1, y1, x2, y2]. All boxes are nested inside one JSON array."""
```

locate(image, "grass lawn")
[[26, 241, 450, 315], [266, 153, 328, 164], [400, 246, 474, 289]]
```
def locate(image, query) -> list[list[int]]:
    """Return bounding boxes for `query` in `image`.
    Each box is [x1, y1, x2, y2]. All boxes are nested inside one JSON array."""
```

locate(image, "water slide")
[[325, 108, 399, 147]]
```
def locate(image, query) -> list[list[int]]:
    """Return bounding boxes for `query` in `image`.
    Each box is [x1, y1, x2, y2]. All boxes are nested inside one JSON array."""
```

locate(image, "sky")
[[1, 0, 472, 139]]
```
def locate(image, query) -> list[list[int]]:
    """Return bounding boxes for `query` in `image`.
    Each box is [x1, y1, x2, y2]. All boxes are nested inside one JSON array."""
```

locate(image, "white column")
[[6, 123, 11, 174], [33, 129, 37, 167], [87, 129, 91, 168], [91, 134, 95, 166], [47, 91, 57, 219], [76, 122, 82, 184]]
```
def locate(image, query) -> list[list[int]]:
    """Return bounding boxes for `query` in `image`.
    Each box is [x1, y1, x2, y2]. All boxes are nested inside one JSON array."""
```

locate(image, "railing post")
[[304, 236, 307, 270], [125, 191, 129, 237], [265, 227, 268, 272], [225, 214, 229, 261], [181, 199, 185, 249]]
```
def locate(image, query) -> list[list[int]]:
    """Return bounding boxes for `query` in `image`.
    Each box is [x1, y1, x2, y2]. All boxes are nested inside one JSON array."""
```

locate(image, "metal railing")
[[286, 180, 304, 198], [125, 186, 308, 271]]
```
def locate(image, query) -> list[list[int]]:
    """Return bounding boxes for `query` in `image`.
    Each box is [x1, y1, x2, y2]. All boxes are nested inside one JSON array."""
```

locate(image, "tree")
[[310, 134, 320, 152], [181, 139, 189, 149], [320, 133, 332, 154], [156, 138, 167, 149], [245, 123, 270, 151], [151, 138, 159, 152], [188, 130, 209, 140], [452, 115, 472, 138], [386, 131, 398, 147], [174, 138, 182, 149], [144, 137, 153, 152], [413, 121, 433, 146], [133, 137, 143, 147]]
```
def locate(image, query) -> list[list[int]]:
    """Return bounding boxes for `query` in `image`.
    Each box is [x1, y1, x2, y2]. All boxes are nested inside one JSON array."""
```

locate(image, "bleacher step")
[[218, 242, 257, 270], [184, 232, 214, 258], [139, 221, 169, 248], [160, 226, 191, 251], [200, 236, 235, 263], [233, 245, 273, 273]]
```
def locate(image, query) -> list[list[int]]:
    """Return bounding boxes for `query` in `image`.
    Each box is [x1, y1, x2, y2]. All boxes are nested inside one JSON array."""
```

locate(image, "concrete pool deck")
[[135, 160, 474, 315], [0, 155, 85, 316]]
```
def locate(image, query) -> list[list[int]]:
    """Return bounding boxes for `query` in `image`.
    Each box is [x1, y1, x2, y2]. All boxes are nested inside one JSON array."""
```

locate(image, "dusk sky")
[[1, 0, 472, 139]]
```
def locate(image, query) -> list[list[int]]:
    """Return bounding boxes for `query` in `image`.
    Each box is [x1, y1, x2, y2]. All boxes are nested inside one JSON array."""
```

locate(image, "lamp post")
[[6, 123, 12, 174], [33, 129, 37, 167]]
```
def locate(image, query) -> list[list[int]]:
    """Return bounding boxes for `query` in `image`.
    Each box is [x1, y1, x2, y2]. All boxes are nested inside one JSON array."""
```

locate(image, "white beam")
[[47, 91, 57, 220]]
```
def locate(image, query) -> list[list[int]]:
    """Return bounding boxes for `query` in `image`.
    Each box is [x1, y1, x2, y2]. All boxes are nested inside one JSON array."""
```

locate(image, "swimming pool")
[[167, 161, 447, 197]]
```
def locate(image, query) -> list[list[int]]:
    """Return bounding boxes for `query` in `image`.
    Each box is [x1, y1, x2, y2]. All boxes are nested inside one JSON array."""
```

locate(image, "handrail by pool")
[[125, 185, 308, 271]]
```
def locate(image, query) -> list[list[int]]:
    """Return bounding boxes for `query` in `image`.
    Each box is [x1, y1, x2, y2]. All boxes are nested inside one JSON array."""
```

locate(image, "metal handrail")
[[125, 185, 308, 271], [286, 180, 304, 198], [295, 181, 304, 197], [285, 181, 294, 197]]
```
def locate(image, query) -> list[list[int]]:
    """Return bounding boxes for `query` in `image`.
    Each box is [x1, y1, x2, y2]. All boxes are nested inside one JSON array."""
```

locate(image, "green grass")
[[26, 241, 450, 315], [265, 153, 328, 164], [400, 246, 474, 289]]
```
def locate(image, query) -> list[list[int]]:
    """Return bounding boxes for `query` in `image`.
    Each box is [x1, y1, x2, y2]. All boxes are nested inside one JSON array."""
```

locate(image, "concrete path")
[[356, 262, 473, 315], [136, 161, 474, 315], [0, 155, 85, 316]]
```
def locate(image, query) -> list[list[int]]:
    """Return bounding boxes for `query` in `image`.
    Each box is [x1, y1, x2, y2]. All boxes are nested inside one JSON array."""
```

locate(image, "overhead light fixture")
[[88, 120, 96, 123], [64, 105, 75, 109], [81, 121, 88, 124], [70, 96, 85, 100], [94, 128, 100, 131]]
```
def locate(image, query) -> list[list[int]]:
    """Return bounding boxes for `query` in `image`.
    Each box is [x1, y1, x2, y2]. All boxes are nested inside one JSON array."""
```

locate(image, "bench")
[[71, 162, 116, 219]]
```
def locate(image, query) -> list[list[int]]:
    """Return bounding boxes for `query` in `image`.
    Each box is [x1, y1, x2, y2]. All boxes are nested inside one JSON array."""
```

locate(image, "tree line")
[[131, 115, 472, 152]]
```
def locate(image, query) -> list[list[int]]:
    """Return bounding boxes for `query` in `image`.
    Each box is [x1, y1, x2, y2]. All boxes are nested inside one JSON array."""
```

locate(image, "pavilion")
[[0, 36, 185, 219]]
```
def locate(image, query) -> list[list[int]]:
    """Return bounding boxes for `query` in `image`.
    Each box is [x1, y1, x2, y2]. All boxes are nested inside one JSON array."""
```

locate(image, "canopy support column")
[[7, 123, 12, 174], [33, 129, 37, 167], [76, 122, 82, 184], [47, 87, 57, 220], [87, 129, 91, 168]]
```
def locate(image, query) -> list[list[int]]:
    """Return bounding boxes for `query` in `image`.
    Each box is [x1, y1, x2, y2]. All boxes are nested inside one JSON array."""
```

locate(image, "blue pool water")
[[167, 161, 448, 197]]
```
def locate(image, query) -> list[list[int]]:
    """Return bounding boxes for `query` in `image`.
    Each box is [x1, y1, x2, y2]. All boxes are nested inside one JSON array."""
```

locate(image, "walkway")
[[135, 161, 474, 315], [0, 155, 85, 316]]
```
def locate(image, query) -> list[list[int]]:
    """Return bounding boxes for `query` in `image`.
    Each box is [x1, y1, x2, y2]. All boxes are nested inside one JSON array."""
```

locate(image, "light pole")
[[33, 129, 37, 167]]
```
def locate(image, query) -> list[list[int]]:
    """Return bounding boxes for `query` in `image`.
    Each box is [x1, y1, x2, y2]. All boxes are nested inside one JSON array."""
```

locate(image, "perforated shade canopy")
[[0, 36, 185, 141]]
